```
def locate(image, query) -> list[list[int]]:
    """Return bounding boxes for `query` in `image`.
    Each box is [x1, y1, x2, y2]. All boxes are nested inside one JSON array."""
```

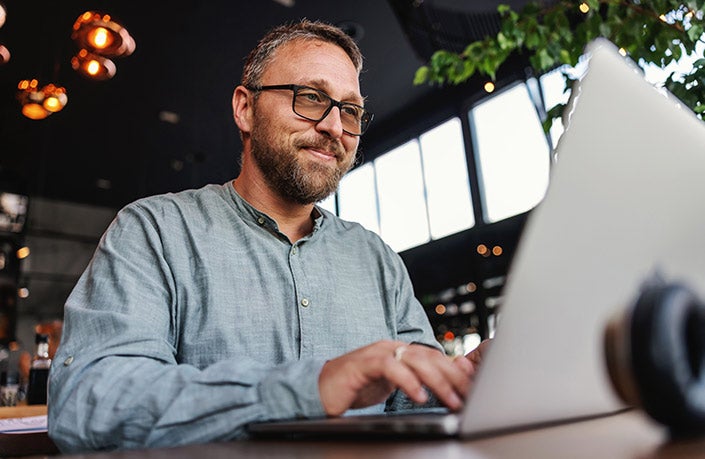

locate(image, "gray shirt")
[[48, 182, 439, 452]]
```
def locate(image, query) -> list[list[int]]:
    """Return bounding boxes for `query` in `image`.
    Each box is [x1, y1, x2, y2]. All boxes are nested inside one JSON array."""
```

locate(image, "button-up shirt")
[[48, 182, 439, 452]]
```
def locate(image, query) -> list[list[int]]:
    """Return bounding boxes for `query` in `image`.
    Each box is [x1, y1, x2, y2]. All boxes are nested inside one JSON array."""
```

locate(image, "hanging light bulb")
[[17, 79, 68, 120], [41, 84, 68, 113], [88, 27, 111, 49], [71, 11, 135, 58], [71, 49, 116, 80]]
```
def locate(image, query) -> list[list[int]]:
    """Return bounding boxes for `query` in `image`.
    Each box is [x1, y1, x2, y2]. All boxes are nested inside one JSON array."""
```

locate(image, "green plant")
[[414, 0, 705, 131]]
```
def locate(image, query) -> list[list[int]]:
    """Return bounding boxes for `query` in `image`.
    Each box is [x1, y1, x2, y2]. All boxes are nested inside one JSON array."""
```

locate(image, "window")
[[540, 69, 571, 149], [317, 193, 336, 214], [470, 83, 550, 223], [336, 117, 476, 252], [374, 141, 429, 252], [338, 163, 380, 235], [420, 118, 475, 239]]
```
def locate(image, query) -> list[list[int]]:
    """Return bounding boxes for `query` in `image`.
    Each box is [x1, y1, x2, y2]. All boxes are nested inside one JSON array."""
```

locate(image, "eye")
[[341, 104, 363, 120], [297, 89, 326, 104]]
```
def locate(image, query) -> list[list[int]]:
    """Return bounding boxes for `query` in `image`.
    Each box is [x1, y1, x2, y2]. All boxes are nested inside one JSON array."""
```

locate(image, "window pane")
[[420, 118, 475, 239], [338, 163, 379, 234], [471, 83, 550, 223], [540, 69, 571, 149], [317, 193, 336, 214], [375, 141, 430, 252]]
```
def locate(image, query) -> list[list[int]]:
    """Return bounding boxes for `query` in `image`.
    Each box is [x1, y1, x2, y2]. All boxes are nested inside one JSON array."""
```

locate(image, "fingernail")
[[416, 388, 429, 403], [448, 393, 463, 410]]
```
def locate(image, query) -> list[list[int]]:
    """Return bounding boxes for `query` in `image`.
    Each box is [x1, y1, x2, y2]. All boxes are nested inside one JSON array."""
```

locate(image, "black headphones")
[[604, 279, 705, 434]]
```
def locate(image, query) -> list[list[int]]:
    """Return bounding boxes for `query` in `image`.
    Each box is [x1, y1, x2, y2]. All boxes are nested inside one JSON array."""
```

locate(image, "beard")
[[249, 112, 357, 205]]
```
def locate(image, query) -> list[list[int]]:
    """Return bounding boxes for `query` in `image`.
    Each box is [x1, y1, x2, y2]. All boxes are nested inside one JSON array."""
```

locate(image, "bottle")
[[26, 333, 51, 405]]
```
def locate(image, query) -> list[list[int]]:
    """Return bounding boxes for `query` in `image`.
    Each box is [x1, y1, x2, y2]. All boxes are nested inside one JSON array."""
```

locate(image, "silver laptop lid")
[[461, 38, 705, 435]]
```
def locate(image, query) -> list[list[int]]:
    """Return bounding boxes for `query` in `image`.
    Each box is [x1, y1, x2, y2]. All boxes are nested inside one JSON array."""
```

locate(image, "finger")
[[399, 347, 468, 410], [452, 354, 474, 376], [381, 354, 430, 405]]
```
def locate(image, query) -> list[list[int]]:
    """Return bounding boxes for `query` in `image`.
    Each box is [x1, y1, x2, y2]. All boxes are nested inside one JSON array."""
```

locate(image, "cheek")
[[343, 137, 359, 155]]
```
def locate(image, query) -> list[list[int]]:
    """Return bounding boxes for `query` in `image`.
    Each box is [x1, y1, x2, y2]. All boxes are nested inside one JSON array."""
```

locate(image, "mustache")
[[294, 136, 346, 159]]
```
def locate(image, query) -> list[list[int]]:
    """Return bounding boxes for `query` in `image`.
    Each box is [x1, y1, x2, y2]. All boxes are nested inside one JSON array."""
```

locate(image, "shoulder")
[[119, 183, 232, 224], [318, 207, 380, 241], [129, 183, 228, 213], [317, 207, 401, 260]]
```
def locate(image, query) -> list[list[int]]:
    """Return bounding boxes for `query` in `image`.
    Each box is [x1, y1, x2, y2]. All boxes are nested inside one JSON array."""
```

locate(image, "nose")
[[315, 106, 344, 139]]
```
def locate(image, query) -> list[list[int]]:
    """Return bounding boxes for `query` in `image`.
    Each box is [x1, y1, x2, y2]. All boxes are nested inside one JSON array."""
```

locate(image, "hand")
[[459, 338, 492, 381], [318, 340, 473, 417]]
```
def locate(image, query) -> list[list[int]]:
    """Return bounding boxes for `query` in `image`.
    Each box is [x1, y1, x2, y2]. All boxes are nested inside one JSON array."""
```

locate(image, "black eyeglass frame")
[[246, 84, 374, 136]]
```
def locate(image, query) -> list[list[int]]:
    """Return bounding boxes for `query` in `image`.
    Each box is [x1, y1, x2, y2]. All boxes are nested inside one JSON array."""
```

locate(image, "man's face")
[[248, 39, 362, 205]]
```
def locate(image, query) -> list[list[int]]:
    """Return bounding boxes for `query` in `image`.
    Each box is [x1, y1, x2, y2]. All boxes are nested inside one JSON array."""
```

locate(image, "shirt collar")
[[226, 181, 328, 237]]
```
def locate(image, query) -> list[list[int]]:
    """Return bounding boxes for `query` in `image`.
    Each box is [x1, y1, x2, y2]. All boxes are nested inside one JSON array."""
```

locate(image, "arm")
[[316, 242, 475, 416], [48, 204, 327, 452]]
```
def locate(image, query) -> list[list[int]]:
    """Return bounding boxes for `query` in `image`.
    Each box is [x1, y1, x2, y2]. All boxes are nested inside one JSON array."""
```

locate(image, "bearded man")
[[48, 20, 485, 453]]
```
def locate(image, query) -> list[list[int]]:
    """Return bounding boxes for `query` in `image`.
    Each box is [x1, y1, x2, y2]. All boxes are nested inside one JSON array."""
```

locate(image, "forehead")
[[263, 39, 362, 100]]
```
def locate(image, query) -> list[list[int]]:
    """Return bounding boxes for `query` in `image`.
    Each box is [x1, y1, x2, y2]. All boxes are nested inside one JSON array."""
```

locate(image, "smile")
[[304, 147, 338, 162]]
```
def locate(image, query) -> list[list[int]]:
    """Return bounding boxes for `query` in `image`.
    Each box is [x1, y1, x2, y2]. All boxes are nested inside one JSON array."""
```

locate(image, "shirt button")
[[291, 247, 298, 255], [257, 217, 265, 225], [64, 356, 74, 366], [301, 298, 310, 307]]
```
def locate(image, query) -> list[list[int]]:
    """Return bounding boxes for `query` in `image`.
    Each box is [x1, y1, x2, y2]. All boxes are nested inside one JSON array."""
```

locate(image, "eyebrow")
[[302, 79, 366, 105]]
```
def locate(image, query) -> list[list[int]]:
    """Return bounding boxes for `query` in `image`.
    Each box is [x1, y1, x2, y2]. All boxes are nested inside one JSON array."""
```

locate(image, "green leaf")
[[687, 24, 704, 41], [559, 49, 572, 65], [497, 4, 511, 15], [413, 66, 429, 85], [497, 32, 514, 50], [537, 48, 555, 70], [586, 0, 601, 12], [599, 23, 612, 38], [543, 103, 567, 133], [526, 30, 541, 48]]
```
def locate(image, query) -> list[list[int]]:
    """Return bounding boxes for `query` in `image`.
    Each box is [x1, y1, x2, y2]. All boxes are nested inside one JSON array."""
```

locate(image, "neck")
[[232, 171, 316, 244]]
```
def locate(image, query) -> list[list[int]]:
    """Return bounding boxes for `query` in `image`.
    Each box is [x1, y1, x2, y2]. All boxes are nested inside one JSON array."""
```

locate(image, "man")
[[48, 20, 486, 452]]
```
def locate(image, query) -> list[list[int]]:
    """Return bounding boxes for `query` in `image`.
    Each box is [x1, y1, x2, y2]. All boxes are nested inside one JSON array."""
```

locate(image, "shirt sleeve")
[[379, 245, 445, 412], [47, 203, 327, 453]]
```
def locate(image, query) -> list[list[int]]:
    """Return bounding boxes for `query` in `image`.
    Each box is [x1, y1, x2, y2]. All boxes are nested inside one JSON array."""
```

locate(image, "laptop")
[[248, 38, 705, 438]]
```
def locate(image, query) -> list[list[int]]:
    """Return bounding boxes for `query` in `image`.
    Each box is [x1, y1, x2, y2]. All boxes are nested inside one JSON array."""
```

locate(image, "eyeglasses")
[[247, 84, 374, 136]]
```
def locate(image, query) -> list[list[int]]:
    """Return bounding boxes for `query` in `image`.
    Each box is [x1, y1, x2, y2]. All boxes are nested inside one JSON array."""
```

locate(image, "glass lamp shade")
[[71, 49, 117, 80], [0, 44, 9, 65], [22, 103, 50, 120], [72, 11, 135, 57], [41, 84, 68, 113], [17, 79, 68, 119]]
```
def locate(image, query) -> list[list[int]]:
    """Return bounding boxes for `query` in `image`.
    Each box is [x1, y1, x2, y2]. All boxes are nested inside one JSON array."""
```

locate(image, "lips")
[[296, 138, 345, 162], [306, 147, 337, 161]]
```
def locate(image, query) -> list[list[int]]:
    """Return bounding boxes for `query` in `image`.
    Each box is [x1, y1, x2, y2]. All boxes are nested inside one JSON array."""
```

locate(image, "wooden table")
[[0, 405, 48, 420], [33, 410, 705, 459], [0, 405, 59, 457]]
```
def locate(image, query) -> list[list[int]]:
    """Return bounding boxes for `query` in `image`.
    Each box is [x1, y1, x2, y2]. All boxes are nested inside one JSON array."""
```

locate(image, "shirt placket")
[[288, 241, 314, 358]]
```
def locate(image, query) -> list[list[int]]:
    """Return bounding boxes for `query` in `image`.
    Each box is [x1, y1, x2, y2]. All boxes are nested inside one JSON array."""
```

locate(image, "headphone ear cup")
[[606, 283, 705, 433]]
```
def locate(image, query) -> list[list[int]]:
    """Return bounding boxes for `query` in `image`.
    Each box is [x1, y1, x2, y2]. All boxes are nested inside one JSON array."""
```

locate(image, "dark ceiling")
[[0, 0, 522, 210]]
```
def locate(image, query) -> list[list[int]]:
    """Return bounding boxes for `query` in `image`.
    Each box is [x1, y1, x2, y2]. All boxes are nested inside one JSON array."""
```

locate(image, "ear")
[[232, 85, 254, 134]]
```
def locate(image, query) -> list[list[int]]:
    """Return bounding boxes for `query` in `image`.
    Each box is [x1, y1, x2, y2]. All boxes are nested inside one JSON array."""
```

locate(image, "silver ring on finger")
[[394, 345, 408, 362]]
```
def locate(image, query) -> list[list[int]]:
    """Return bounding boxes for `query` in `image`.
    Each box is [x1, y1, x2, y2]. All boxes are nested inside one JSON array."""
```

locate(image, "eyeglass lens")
[[293, 87, 369, 135]]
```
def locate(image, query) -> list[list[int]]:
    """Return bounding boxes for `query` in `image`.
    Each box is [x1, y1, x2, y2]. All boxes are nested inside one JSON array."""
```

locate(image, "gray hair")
[[241, 19, 363, 88]]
